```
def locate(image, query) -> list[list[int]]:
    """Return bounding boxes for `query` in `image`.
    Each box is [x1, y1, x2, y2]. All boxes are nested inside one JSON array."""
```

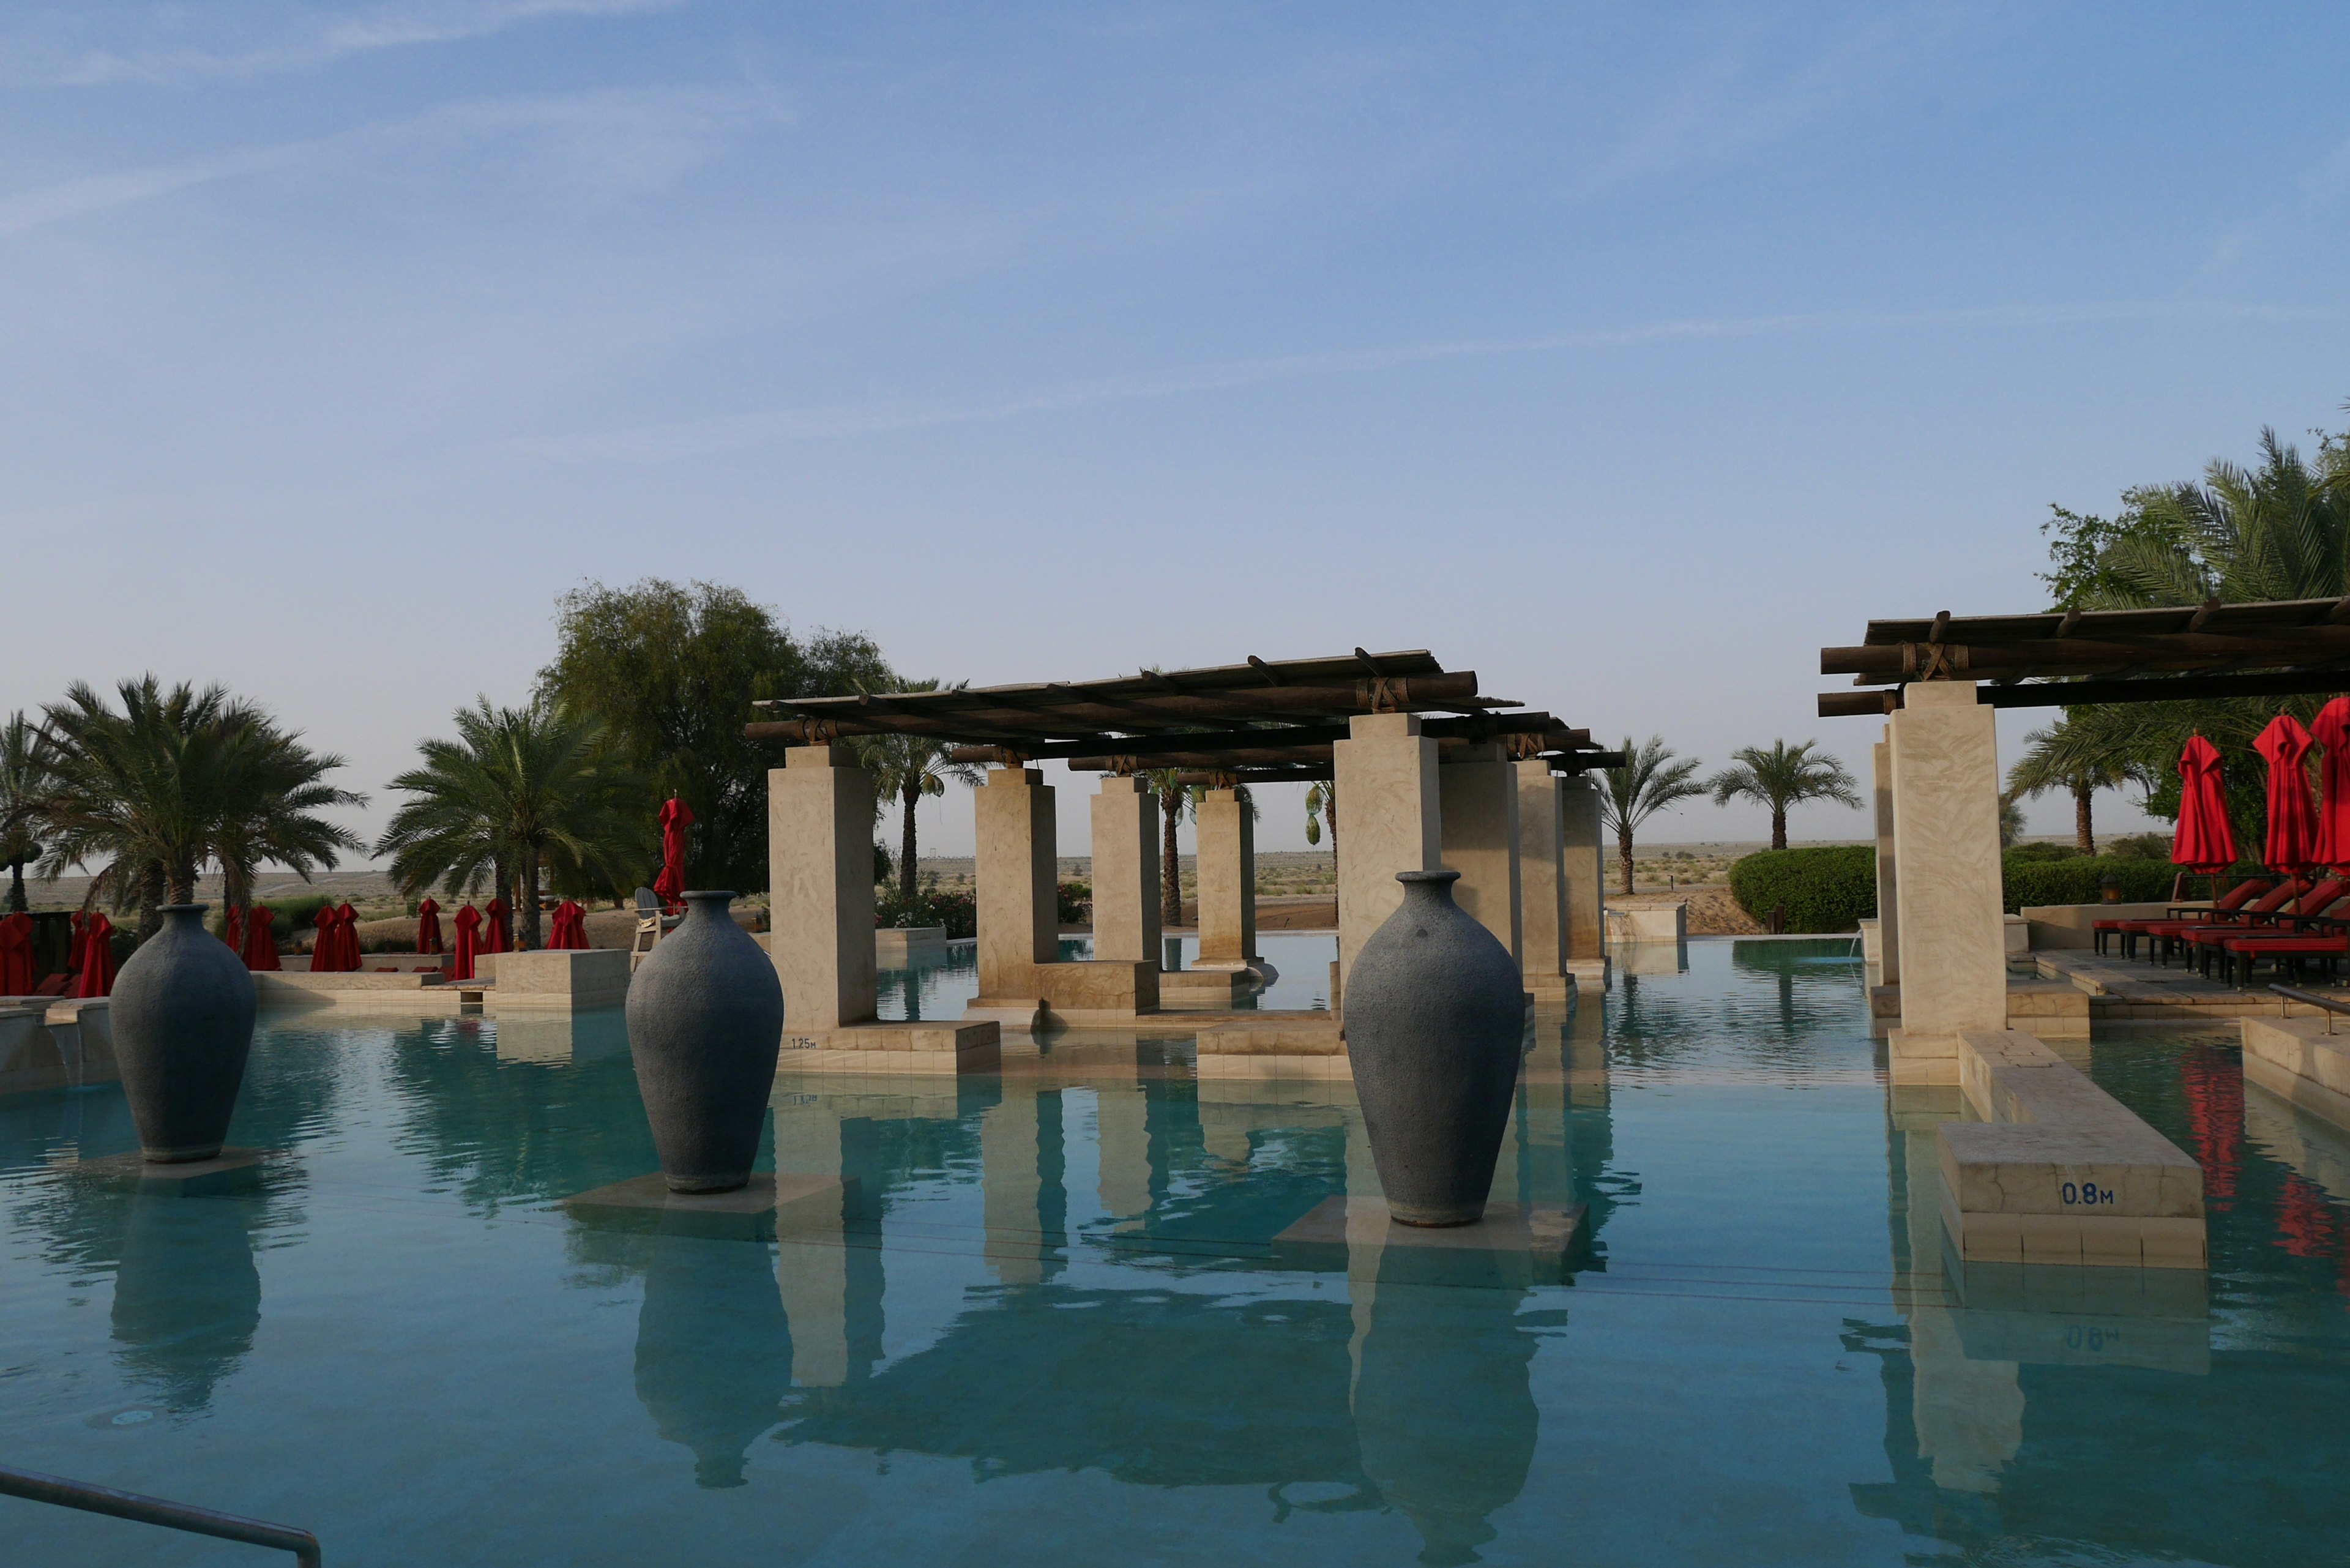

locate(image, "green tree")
[[1600, 736, 1706, 895], [538, 579, 889, 894], [849, 681, 982, 906], [36, 678, 362, 933], [375, 698, 644, 949], [1143, 769, 1193, 928], [0, 712, 50, 914], [2005, 716, 2150, 855], [1706, 740, 1861, 852], [1304, 780, 1335, 852]]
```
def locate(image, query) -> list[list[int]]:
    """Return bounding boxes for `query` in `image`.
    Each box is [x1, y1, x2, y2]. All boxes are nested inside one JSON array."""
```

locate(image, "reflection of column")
[[636, 1227, 792, 1488], [1873, 731, 1901, 986], [1095, 1083, 1153, 1226], [1515, 760, 1570, 992], [768, 745, 879, 1029], [775, 1239, 848, 1389], [1559, 775, 1606, 965], [975, 767, 1056, 1001], [1440, 744, 1523, 965], [982, 1081, 1046, 1285], [1350, 1266, 1538, 1564], [1091, 777, 1160, 966], [113, 1197, 261, 1411], [1334, 714, 1441, 993], [1196, 788, 1258, 968]]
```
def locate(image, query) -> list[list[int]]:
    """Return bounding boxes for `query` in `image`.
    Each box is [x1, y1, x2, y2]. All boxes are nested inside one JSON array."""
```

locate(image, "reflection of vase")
[[635, 1229, 793, 1488], [1352, 1274, 1539, 1565], [624, 892, 783, 1192], [111, 904, 258, 1162], [112, 1198, 261, 1410], [1343, 872, 1523, 1225]]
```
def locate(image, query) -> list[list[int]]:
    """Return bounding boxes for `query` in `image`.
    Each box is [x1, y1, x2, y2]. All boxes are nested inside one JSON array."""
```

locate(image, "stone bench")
[[2240, 1014, 2350, 1130], [491, 949, 630, 1010], [1937, 1031, 2204, 1269], [777, 1020, 1001, 1077], [875, 926, 947, 964]]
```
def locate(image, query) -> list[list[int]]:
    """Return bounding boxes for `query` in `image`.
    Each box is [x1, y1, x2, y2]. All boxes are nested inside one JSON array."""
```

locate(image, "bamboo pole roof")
[[1817, 597, 2350, 717]]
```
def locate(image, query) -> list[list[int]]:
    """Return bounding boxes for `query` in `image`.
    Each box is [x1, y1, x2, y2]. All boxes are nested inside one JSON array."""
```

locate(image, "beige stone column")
[[1889, 682, 2007, 1079], [1515, 760, 1570, 995], [1874, 730, 1901, 986], [1334, 714, 1441, 994], [1559, 774, 1606, 967], [1090, 776, 1160, 966], [974, 766, 1056, 1003], [1440, 744, 1523, 965], [1195, 787, 1258, 969], [767, 745, 878, 1031]]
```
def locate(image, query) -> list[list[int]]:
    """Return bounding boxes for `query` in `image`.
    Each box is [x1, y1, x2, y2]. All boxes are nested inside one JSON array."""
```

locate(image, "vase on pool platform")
[[1341, 870, 1524, 1226], [624, 890, 785, 1193], [111, 904, 259, 1163]]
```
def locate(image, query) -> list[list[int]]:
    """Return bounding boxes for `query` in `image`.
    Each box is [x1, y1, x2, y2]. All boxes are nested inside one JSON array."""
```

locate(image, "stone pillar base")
[[1035, 959, 1160, 1025], [1888, 1028, 1961, 1085], [778, 1019, 1001, 1075]]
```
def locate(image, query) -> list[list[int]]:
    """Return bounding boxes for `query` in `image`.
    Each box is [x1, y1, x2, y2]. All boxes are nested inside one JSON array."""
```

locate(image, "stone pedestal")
[[1888, 683, 2008, 1082], [494, 949, 632, 1010], [1514, 761, 1572, 1001], [1438, 743, 1522, 965], [973, 766, 1057, 1011], [767, 746, 879, 1032], [1196, 787, 1258, 969], [1334, 713, 1441, 996], [1090, 777, 1160, 966], [1873, 730, 1901, 987], [1559, 774, 1605, 967]]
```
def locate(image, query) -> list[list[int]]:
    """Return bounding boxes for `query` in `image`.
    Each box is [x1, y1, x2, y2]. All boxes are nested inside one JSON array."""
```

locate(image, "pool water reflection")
[[3, 939, 2349, 1565]]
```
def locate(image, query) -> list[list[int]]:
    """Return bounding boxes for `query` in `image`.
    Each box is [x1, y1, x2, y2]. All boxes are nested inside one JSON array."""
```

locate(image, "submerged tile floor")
[[4, 938, 2349, 1565]]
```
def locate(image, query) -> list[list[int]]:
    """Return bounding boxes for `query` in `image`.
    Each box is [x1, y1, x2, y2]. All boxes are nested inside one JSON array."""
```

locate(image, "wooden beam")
[[1818, 665, 2350, 717]]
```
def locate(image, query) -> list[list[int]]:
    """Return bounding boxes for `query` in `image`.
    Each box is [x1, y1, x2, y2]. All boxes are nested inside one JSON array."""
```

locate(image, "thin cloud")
[[506, 299, 2348, 464]]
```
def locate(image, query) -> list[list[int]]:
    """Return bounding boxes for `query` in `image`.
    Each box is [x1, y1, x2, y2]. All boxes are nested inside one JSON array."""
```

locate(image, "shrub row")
[[1728, 845, 2209, 933]]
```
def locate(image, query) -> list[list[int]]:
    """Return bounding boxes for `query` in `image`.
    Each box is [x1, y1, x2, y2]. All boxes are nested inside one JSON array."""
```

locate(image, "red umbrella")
[[76, 913, 118, 998], [655, 797, 695, 909], [334, 902, 361, 969], [2313, 698, 2350, 871], [2173, 734, 2238, 873], [244, 904, 280, 971], [0, 912, 34, 995], [68, 911, 87, 976], [311, 905, 340, 971], [2255, 714, 2319, 872], [224, 905, 245, 955], [485, 896, 512, 954], [452, 905, 483, 980], [416, 897, 444, 955], [548, 900, 589, 949]]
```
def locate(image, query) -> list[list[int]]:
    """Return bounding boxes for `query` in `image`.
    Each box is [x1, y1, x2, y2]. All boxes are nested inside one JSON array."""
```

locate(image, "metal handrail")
[[0, 1462, 321, 1566], [2270, 984, 2350, 1032]]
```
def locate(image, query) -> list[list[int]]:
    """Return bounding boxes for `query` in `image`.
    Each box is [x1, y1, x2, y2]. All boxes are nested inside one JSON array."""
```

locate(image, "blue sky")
[[6, 2, 2349, 858]]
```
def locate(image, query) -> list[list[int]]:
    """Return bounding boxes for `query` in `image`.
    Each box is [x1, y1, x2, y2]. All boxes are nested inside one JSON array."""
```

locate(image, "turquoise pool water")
[[4, 938, 2349, 1565]]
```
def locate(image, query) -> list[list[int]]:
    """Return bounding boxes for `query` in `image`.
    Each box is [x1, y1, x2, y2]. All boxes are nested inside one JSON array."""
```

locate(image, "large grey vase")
[[625, 891, 784, 1193], [1342, 871, 1524, 1226], [111, 904, 259, 1163]]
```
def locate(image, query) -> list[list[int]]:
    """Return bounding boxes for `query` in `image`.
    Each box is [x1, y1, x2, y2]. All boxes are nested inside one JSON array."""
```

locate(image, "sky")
[[6, 1, 2349, 864]]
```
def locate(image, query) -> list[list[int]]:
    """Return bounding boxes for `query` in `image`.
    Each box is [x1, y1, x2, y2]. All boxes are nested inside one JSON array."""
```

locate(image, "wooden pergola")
[[1820, 598, 2350, 717], [747, 648, 1616, 777]]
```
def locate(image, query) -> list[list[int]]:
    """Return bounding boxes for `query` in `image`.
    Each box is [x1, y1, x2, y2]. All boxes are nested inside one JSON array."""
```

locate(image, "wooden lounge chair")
[[2192, 879, 2349, 978], [629, 887, 679, 971], [2095, 875, 2266, 955], [2222, 929, 2350, 988], [2119, 878, 2299, 965]]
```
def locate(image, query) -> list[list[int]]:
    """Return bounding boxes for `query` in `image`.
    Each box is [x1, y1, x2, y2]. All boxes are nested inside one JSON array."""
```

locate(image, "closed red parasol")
[[244, 904, 280, 971], [334, 902, 361, 969], [311, 905, 340, 971], [0, 912, 33, 995], [76, 912, 118, 997], [416, 897, 444, 955], [485, 896, 511, 954], [655, 797, 694, 909], [68, 911, 87, 976], [2173, 735, 2239, 873], [452, 905, 483, 980], [2313, 698, 2350, 872], [224, 905, 245, 955], [548, 901, 589, 949], [2255, 714, 2320, 872]]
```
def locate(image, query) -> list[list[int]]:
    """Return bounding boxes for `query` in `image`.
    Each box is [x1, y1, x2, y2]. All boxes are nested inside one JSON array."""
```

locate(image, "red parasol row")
[[2177, 698, 2350, 875]]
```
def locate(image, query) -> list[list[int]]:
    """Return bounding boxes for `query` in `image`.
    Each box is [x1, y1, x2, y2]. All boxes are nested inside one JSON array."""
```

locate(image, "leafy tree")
[[0, 712, 50, 914], [2005, 716, 2151, 855], [849, 679, 983, 906], [538, 579, 889, 893], [36, 678, 362, 932], [1599, 736, 1706, 895], [375, 697, 644, 949], [1142, 769, 1193, 928], [1706, 740, 1860, 851], [1304, 780, 1335, 852]]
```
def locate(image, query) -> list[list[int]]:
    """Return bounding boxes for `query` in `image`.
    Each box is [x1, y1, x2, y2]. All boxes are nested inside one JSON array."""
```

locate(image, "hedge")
[[1728, 846, 2212, 933]]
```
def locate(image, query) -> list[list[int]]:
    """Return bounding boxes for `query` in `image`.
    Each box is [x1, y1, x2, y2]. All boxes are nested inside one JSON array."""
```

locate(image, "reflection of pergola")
[[743, 651, 1615, 1048]]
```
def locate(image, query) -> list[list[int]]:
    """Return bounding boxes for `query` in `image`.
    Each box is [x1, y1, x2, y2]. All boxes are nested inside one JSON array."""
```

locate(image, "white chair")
[[629, 887, 680, 970]]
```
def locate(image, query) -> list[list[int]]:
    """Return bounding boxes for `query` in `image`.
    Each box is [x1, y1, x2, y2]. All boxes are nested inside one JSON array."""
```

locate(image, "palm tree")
[[2005, 717, 2149, 854], [36, 678, 363, 932], [1143, 769, 1193, 928], [0, 712, 50, 914], [1707, 740, 1861, 852], [375, 697, 642, 949], [1600, 736, 1706, 895], [849, 680, 982, 906], [1304, 780, 1335, 853]]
